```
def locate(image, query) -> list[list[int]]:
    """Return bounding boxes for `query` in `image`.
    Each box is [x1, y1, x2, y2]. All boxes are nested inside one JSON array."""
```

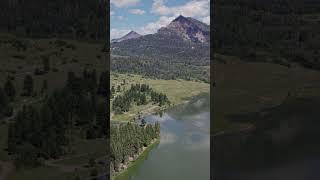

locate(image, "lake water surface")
[[115, 94, 210, 180]]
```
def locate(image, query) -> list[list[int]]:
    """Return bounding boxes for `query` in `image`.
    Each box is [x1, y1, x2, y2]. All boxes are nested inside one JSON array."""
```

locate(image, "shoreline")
[[111, 91, 210, 123], [111, 139, 160, 180], [139, 92, 210, 119], [110, 92, 209, 179]]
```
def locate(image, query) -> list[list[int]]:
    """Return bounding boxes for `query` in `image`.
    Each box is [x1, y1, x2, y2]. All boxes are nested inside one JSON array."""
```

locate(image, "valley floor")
[[110, 73, 210, 122]]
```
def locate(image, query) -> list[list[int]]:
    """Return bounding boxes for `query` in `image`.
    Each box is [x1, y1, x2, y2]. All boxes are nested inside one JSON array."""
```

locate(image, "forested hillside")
[[0, 1, 108, 179], [111, 55, 209, 82], [213, 0, 320, 70], [111, 16, 210, 82], [6, 69, 108, 166], [0, 0, 107, 40]]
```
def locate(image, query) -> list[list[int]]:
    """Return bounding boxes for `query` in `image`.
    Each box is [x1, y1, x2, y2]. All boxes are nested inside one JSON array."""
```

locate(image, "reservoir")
[[115, 94, 210, 180]]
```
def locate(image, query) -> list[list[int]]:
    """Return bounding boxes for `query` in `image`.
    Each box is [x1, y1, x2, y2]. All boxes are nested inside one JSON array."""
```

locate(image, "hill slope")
[[111, 31, 141, 43], [111, 15, 210, 61]]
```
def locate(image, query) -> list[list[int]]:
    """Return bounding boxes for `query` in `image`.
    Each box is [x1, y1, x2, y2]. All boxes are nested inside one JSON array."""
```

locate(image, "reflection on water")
[[213, 97, 320, 180], [116, 94, 210, 180]]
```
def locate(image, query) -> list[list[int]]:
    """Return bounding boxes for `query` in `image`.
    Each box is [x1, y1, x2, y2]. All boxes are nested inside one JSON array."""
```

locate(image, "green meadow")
[[111, 73, 210, 122]]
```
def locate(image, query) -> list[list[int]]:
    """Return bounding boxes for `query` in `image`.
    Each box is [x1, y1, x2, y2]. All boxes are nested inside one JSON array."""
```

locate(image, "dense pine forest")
[[112, 83, 170, 114], [110, 122, 160, 173], [111, 56, 209, 82], [214, 0, 320, 70], [1, 69, 108, 168], [0, 0, 107, 40]]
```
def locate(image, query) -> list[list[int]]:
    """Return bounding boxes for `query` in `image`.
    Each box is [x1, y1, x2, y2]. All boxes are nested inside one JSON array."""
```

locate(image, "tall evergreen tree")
[[4, 77, 16, 101]]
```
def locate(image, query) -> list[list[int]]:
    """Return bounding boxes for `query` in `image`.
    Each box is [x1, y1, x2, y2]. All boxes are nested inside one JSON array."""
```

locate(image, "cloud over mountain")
[[151, 0, 209, 18], [129, 9, 145, 15]]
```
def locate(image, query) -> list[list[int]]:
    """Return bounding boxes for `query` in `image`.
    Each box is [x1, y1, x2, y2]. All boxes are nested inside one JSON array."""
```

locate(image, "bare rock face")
[[158, 15, 210, 44]]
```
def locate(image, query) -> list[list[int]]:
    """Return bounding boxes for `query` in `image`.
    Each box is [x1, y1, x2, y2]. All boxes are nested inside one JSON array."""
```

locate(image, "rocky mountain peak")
[[111, 31, 142, 43], [158, 15, 209, 44]]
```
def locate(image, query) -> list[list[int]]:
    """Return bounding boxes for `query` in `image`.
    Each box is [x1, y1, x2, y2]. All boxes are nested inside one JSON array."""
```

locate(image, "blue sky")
[[110, 0, 210, 39]]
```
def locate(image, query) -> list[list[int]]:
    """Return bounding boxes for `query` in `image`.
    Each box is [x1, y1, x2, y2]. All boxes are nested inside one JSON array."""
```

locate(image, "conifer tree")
[[4, 77, 16, 101]]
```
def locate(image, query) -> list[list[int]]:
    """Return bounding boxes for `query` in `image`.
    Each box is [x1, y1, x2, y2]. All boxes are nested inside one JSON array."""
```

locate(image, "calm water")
[[213, 97, 320, 180], [115, 94, 210, 180]]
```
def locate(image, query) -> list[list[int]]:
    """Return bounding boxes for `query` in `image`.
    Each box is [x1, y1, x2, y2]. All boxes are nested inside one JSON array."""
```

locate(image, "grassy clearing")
[[213, 62, 320, 132], [111, 73, 209, 122], [0, 33, 105, 99], [55, 138, 107, 165]]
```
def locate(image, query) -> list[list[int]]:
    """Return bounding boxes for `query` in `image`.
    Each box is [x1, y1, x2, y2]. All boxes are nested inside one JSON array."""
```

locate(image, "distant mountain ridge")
[[111, 31, 142, 43], [111, 15, 210, 60]]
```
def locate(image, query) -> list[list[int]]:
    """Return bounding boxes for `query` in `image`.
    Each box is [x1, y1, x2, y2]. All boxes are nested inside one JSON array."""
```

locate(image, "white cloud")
[[151, 0, 209, 18], [159, 131, 178, 146], [117, 16, 124, 20], [129, 9, 145, 15], [111, 0, 210, 38], [111, 0, 140, 8], [202, 16, 210, 25], [110, 11, 115, 16], [138, 16, 175, 35], [110, 28, 131, 39]]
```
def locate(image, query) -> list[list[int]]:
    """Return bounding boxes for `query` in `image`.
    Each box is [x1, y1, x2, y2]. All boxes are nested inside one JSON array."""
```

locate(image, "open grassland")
[[111, 73, 209, 122], [0, 33, 106, 97], [213, 62, 320, 133], [54, 138, 107, 165]]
